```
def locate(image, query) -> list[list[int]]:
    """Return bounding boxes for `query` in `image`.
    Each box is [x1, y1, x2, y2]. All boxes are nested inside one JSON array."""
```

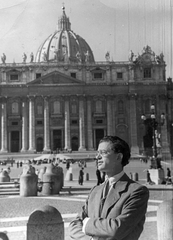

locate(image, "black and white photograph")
[[0, 1, 172, 240]]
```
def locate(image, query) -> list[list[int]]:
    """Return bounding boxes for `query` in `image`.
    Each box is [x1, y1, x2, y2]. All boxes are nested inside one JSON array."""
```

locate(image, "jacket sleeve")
[[69, 188, 94, 240], [84, 185, 149, 240]]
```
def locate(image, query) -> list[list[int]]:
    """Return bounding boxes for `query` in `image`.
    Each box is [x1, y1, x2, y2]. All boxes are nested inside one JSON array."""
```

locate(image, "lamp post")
[[141, 104, 165, 169]]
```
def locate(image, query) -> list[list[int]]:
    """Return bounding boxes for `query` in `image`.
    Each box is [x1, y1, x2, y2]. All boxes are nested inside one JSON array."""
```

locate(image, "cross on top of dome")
[[62, 2, 65, 12], [58, 3, 71, 31]]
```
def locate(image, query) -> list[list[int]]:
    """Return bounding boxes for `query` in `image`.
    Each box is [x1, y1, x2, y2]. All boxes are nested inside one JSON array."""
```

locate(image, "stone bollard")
[[27, 205, 64, 240], [42, 163, 62, 195], [65, 167, 73, 181], [20, 164, 38, 197], [132, 172, 138, 181], [69, 173, 73, 181], [157, 200, 173, 240], [0, 170, 10, 182], [0, 232, 9, 240], [85, 173, 89, 181]]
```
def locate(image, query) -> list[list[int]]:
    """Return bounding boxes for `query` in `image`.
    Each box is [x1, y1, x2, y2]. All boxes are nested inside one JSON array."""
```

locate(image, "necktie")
[[102, 180, 110, 199], [99, 180, 109, 215]]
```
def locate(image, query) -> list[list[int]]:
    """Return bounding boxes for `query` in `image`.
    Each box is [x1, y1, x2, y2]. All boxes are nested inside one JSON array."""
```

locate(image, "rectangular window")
[[144, 68, 151, 78], [37, 120, 43, 125], [36, 73, 41, 79], [71, 72, 76, 78], [93, 72, 103, 79], [117, 72, 123, 79], [10, 74, 18, 81], [96, 119, 103, 124], [12, 122, 18, 126], [71, 120, 78, 125]]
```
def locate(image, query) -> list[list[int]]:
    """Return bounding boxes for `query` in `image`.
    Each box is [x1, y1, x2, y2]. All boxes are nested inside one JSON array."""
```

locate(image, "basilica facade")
[[0, 7, 172, 160]]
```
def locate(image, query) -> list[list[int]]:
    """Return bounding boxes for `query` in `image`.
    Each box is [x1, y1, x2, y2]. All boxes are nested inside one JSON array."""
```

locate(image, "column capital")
[[105, 95, 114, 101], [21, 97, 28, 102], [43, 96, 50, 102], [27, 95, 35, 101], [158, 94, 168, 100], [86, 95, 93, 101], [128, 93, 138, 100], [93, 95, 106, 101], [63, 95, 70, 101], [0, 96, 8, 103], [78, 95, 86, 101]]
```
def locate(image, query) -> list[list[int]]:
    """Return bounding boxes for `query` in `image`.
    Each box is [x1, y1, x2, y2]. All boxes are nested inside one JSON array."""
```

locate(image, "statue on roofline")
[[22, 53, 27, 63], [85, 50, 90, 63], [76, 51, 82, 63], [128, 50, 134, 62], [30, 52, 34, 63], [142, 45, 152, 54], [42, 51, 47, 62], [105, 51, 110, 61], [1, 53, 6, 64]]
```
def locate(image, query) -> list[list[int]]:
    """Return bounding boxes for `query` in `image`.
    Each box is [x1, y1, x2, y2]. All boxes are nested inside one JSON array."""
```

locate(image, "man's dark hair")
[[99, 135, 131, 167]]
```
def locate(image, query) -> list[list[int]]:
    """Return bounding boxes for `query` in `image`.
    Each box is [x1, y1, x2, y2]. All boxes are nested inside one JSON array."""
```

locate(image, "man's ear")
[[117, 153, 123, 163]]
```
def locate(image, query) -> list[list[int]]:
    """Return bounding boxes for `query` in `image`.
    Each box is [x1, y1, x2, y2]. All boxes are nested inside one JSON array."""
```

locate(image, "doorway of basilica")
[[71, 136, 78, 151], [53, 130, 62, 151], [11, 131, 19, 152], [36, 137, 43, 152]]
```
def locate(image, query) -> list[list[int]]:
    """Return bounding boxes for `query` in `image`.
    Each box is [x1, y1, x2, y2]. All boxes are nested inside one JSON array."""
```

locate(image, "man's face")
[[96, 141, 122, 176]]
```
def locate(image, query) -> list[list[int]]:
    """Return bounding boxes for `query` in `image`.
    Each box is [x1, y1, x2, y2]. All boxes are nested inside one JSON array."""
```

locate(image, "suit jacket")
[[69, 173, 149, 240]]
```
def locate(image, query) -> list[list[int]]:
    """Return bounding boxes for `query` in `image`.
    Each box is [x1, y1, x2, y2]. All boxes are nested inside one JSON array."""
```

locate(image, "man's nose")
[[95, 153, 102, 160]]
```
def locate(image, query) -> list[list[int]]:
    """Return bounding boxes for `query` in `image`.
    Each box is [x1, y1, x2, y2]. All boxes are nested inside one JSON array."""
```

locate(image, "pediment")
[[27, 70, 84, 85], [90, 67, 106, 72]]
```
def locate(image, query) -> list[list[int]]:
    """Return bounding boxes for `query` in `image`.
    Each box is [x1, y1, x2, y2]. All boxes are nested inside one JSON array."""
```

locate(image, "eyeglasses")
[[96, 150, 112, 157]]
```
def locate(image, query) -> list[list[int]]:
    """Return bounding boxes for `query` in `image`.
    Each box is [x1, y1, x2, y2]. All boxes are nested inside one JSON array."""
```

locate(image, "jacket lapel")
[[101, 174, 129, 218], [89, 183, 105, 217]]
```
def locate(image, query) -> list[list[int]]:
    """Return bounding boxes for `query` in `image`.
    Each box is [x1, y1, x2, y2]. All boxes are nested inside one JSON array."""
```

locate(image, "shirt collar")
[[106, 170, 124, 186]]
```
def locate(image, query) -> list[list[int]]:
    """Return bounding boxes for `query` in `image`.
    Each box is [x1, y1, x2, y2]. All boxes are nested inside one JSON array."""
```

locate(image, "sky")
[[0, 0, 173, 77]]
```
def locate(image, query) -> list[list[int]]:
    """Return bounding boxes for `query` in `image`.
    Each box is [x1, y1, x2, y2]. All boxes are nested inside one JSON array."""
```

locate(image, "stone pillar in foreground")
[[27, 205, 64, 240], [157, 200, 173, 240]]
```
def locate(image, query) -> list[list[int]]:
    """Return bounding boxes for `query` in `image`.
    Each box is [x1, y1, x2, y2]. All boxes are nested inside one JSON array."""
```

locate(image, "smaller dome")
[[35, 6, 95, 64]]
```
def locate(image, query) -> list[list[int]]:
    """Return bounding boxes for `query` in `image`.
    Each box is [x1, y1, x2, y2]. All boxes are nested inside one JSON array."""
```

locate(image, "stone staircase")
[[0, 182, 20, 195]]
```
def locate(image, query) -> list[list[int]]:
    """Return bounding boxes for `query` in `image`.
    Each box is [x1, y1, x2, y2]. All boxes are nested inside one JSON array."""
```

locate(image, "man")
[[69, 136, 149, 240]]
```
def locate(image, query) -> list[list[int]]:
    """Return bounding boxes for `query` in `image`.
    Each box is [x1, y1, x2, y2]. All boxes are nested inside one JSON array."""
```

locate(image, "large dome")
[[35, 6, 95, 63]]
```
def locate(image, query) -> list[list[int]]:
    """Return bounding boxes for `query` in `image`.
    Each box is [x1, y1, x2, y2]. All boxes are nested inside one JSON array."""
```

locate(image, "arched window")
[[118, 100, 124, 113], [72, 103, 77, 114], [12, 102, 18, 114], [54, 101, 61, 114], [37, 103, 43, 115], [96, 100, 102, 113]]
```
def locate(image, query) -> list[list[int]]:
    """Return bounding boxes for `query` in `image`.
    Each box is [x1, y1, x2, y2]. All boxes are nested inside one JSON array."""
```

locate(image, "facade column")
[[159, 95, 171, 160], [78, 96, 86, 151], [112, 97, 116, 135], [64, 97, 71, 150], [107, 96, 113, 135], [28, 96, 36, 152], [129, 93, 139, 155], [87, 96, 94, 150], [0, 97, 8, 152], [43, 97, 51, 152], [21, 98, 28, 152]]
